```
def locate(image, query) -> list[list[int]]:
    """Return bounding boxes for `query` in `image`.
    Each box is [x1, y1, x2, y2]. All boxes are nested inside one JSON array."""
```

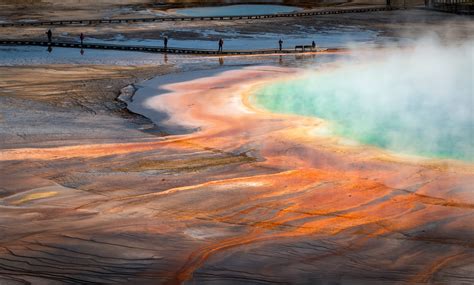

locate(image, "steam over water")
[[255, 39, 473, 161]]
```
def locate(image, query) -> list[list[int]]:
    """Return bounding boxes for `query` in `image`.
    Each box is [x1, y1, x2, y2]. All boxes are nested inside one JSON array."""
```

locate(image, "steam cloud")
[[255, 36, 473, 161]]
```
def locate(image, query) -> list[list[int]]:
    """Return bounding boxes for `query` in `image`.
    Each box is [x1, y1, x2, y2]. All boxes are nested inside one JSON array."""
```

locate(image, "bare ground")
[[0, 65, 173, 149]]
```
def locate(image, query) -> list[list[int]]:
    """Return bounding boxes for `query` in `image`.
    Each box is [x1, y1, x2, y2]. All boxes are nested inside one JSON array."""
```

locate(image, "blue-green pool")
[[254, 57, 473, 162], [174, 4, 302, 17]]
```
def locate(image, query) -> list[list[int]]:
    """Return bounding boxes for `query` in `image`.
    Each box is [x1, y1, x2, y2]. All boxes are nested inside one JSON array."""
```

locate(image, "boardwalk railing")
[[0, 40, 330, 55], [429, 0, 474, 14], [1, 7, 394, 27]]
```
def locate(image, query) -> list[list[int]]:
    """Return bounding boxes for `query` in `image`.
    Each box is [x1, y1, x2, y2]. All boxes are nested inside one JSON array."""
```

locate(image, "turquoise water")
[[175, 4, 302, 17], [254, 57, 473, 162]]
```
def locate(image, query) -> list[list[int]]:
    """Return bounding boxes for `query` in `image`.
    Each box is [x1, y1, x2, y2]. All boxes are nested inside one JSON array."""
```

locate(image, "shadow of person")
[[80, 48, 84, 55], [47, 45, 53, 53], [219, 57, 224, 66]]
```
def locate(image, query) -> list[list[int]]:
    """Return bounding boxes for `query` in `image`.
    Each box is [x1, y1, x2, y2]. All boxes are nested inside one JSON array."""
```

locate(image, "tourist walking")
[[46, 29, 52, 43], [218, 38, 224, 53], [164, 36, 168, 50], [279, 39, 283, 51], [80, 33, 85, 45]]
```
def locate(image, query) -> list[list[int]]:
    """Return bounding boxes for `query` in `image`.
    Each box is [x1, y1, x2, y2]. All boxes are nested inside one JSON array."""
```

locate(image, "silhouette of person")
[[279, 39, 283, 51], [46, 29, 52, 43], [80, 33, 85, 45], [218, 38, 224, 53], [312, 40, 316, 50], [164, 36, 168, 50]]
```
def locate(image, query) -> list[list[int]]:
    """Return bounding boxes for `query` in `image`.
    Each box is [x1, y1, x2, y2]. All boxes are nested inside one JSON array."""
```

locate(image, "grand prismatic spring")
[[253, 40, 474, 161], [0, 1, 473, 285]]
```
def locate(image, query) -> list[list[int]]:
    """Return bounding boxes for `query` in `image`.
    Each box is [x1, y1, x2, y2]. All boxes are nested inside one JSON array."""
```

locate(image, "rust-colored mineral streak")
[[1, 66, 473, 284]]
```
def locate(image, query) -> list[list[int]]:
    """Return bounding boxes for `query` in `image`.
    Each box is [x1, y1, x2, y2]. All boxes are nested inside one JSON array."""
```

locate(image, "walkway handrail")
[[0, 40, 332, 55]]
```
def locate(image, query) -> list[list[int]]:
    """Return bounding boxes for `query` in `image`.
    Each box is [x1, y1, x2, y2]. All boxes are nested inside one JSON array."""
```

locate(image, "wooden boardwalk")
[[0, 40, 332, 55], [1, 6, 394, 27]]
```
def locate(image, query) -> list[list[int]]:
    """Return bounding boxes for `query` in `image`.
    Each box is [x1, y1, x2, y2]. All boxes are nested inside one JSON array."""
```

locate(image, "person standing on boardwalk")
[[312, 40, 316, 50], [46, 29, 52, 43], [279, 39, 283, 51], [218, 38, 224, 53], [80, 33, 85, 45], [164, 36, 168, 50]]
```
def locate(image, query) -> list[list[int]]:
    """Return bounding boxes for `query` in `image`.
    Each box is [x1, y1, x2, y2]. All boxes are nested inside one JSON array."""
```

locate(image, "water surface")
[[84, 27, 380, 50], [174, 4, 302, 17], [253, 44, 474, 161]]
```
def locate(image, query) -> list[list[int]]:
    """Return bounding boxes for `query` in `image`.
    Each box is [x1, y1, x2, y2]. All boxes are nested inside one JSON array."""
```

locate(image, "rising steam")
[[255, 36, 473, 161]]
